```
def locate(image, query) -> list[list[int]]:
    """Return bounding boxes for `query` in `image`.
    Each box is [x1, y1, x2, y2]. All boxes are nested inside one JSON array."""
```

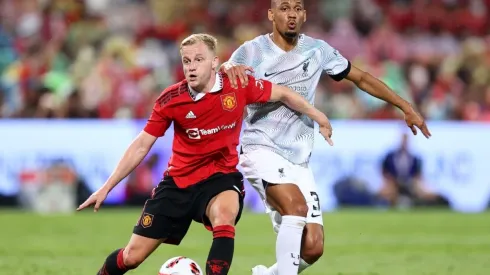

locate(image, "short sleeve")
[[228, 41, 256, 66], [319, 40, 351, 82], [143, 96, 173, 137], [244, 75, 272, 104]]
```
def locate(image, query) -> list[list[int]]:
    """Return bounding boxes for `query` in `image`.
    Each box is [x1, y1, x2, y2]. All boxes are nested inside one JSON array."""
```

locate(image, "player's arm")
[[77, 94, 172, 212], [76, 131, 158, 212], [221, 42, 256, 88], [270, 84, 333, 144], [319, 40, 431, 138], [345, 66, 430, 138], [245, 76, 333, 145], [101, 98, 173, 193], [100, 131, 157, 192]]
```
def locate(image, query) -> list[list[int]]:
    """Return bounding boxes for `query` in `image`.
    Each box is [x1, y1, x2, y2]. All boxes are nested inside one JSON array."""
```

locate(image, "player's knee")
[[301, 229, 324, 264], [123, 246, 146, 268], [267, 184, 308, 217], [208, 190, 240, 227], [282, 203, 308, 217], [210, 205, 238, 226]]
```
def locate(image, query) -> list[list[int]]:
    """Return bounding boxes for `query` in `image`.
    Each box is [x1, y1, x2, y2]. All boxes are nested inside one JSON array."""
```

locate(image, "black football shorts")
[[133, 172, 245, 245]]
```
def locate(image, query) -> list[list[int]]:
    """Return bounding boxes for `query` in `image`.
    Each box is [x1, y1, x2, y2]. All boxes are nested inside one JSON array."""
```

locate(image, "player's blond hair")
[[180, 33, 218, 53]]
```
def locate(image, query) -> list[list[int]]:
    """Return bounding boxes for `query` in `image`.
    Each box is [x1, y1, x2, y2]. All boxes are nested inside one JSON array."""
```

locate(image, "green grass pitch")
[[1, 208, 489, 275]]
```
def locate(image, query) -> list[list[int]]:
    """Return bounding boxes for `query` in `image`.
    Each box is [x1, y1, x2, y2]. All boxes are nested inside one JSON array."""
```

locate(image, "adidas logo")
[[186, 111, 196, 119]]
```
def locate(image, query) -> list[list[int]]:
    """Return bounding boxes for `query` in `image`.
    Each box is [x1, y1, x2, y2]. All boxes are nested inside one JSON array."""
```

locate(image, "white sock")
[[275, 215, 306, 275], [298, 259, 311, 273], [267, 258, 311, 275]]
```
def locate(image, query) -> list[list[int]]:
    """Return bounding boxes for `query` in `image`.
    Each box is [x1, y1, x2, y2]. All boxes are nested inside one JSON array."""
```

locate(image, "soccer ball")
[[159, 256, 203, 275]]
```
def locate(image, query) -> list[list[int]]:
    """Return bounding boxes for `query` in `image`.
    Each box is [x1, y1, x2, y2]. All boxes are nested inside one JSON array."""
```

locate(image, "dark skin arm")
[[345, 65, 431, 138], [221, 63, 431, 138]]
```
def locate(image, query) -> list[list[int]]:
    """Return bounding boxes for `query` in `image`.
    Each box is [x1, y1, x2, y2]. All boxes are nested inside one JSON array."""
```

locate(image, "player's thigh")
[[195, 172, 245, 229], [206, 190, 239, 226], [133, 177, 193, 245], [268, 168, 323, 233], [240, 150, 306, 215]]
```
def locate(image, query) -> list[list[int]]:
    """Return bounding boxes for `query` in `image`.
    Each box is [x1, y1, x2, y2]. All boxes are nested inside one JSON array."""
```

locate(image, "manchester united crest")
[[220, 93, 237, 112], [140, 213, 154, 228]]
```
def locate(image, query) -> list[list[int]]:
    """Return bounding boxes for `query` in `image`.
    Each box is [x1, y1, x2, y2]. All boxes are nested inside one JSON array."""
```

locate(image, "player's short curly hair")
[[180, 33, 218, 53], [271, 0, 304, 8]]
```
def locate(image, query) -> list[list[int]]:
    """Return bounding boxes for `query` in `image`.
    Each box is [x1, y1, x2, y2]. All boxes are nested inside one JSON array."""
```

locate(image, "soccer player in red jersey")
[[77, 33, 334, 275]]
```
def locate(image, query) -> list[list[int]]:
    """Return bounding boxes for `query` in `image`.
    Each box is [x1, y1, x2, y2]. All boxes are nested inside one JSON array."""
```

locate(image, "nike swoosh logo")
[[264, 72, 277, 77], [311, 214, 321, 218]]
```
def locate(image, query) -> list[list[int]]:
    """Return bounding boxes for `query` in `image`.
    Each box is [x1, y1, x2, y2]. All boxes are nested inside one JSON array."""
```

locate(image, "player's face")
[[181, 42, 219, 89], [269, 0, 306, 39]]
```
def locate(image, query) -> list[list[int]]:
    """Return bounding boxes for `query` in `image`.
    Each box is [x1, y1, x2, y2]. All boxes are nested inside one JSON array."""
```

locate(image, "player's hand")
[[222, 62, 254, 89], [319, 120, 334, 146], [403, 105, 432, 138], [76, 188, 109, 212]]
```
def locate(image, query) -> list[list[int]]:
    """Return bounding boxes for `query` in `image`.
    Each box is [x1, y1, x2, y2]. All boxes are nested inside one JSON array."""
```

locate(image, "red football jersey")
[[144, 73, 272, 188]]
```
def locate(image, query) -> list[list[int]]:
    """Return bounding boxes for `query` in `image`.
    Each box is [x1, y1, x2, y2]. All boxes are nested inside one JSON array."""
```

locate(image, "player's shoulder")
[[156, 80, 189, 107], [300, 34, 330, 49], [240, 34, 269, 49]]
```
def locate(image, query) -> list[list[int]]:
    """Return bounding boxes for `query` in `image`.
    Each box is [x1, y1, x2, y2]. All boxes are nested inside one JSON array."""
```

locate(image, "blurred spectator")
[[378, 133, 447, 208], [0, 0, 489, 121], [18, 159, 78, 213]]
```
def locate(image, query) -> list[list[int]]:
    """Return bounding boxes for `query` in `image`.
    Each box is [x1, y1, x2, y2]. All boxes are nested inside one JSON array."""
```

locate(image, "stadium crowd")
[[1, 0, 489, 120]]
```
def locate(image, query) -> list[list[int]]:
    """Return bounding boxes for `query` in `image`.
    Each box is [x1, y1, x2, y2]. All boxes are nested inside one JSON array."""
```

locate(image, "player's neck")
[[194, 72, 217, 94], [271, 31, 298, 52]]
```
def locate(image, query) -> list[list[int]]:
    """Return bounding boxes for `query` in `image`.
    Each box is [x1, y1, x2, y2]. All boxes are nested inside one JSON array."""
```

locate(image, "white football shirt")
[[229, 34, 350, 164]]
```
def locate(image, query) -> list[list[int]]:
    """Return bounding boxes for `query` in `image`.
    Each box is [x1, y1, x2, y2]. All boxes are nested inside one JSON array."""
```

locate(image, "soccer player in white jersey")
[[222, 1, 432, 275]]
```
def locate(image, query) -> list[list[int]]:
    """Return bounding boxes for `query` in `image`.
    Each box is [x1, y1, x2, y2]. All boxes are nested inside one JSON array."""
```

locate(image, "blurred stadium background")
[[1, 0, 490, 274]]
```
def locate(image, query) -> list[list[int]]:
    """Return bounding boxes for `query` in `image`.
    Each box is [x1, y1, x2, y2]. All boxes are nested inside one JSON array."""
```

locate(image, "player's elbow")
[[134, 131, 157, 154], [355, 71, 375, 91], [270, 84, 289, 103]]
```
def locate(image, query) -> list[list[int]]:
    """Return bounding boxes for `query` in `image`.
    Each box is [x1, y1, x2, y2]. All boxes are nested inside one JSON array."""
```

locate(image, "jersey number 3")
[[310, 191, 321, 218]]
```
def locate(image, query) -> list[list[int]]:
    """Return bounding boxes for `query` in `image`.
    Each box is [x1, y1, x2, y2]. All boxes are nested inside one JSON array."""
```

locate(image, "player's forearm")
[[101, 132, 156, 192], [274, 86, 330, 125], [354, 71, 411, 113]]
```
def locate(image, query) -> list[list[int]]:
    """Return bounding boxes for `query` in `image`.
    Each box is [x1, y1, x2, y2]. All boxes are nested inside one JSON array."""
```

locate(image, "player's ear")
[[212, 56, 219, 71], [268, 9, 274, 21], [303, 10, 307, 23]]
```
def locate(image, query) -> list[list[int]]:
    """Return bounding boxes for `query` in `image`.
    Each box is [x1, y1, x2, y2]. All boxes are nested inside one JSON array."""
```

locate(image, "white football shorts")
[[239, 149, 323, 233]]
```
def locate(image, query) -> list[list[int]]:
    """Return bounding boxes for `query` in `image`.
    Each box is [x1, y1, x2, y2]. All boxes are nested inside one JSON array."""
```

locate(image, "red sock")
[[206, 225, 235, 275], [97, 248, 129, 275]]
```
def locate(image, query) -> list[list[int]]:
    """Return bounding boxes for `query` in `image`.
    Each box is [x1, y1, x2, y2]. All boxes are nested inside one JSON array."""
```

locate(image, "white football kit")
[[230, 34, 350, 231]]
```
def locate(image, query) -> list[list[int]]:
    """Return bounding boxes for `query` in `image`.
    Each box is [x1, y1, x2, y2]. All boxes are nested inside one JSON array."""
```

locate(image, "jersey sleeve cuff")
[[143, 126, 163, 137], [329, 61, 351, 82]]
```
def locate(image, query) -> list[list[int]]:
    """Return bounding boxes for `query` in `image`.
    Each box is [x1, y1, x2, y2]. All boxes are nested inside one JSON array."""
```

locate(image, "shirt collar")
[[188, 73, 223, 101]]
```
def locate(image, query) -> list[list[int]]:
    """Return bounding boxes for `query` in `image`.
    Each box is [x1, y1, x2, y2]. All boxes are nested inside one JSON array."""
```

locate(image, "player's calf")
[[205, 190, 241, 275], [300, 223, 324, 268], [265, 183, 307, 275], [97, 234, 161, 275]]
